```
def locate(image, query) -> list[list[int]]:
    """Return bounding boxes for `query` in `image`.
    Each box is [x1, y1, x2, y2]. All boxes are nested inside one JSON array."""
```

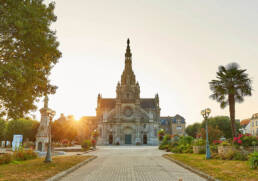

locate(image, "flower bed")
[[193, 146, 205, 154]]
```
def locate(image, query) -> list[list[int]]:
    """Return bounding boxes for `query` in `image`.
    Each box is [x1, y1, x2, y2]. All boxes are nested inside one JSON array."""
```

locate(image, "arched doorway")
[[123, 126, 133, 144], [143, 135, 147, 144], [109, 135, 113, 144], [125, 134, 132, 144], [38, 142, 42, 151]]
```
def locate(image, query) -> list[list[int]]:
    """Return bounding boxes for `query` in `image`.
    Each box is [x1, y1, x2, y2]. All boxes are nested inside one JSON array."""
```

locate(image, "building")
[[81, 39, 186, 145], [239, 119, 251, 134], [250, 113, 258, 136], [160, 115, 186, 136], [96, 39, 160, 145]]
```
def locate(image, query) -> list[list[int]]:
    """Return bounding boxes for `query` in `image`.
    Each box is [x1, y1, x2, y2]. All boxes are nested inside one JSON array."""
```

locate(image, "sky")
[[36, 0, 258, 125]]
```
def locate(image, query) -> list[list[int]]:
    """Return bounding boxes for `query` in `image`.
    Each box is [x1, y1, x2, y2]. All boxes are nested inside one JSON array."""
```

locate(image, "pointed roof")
[[125, 38, 132, 57]]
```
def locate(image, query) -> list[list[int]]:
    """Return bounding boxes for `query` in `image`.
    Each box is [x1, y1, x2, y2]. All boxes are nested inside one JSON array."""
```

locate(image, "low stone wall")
[[239, 146, 258, 154], [193, 146, 205, 154], [218, 146, 235, 155], [218, 146, 258, 155]]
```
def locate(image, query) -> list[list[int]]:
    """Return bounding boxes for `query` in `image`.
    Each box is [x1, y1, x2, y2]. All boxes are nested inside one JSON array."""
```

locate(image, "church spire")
[[121, 38, 135, 85], [125, 38, 132, 58]]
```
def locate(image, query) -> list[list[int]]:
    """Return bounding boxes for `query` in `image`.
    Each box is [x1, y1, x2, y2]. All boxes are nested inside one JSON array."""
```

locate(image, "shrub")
[[158, 129, 165, 141], [211, 152, 220, 159], [210, 145, 218, 153], [199, 147, 206, 154], [161, 134, 171, 145], [81, 140, 91, 151], [0, 154, 12, 164], [159, 144, 168, 150], [220, 150, 248, 161], [232, 151, 248, 161], [233, 134, 258, 147], [23, 141, 35, 148], [248, 152, 258, 169], [220, 141, 231, 146], [178, 136, 194, 145], [193, 139, 205, 146], [213, 140, 222, 145], [13, 149, 37, 161], [170, 144, 193, 154]]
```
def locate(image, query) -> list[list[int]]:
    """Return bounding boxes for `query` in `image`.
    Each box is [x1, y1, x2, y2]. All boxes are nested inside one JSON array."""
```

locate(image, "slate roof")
[[99, 98, 116, 109], [140, 99, 156, 109], [98, 98, 156, 109], [160, 114, 186, 124]]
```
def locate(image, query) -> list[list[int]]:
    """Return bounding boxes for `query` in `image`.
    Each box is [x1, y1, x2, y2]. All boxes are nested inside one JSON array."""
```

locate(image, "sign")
[[12, 135, 23, 151]]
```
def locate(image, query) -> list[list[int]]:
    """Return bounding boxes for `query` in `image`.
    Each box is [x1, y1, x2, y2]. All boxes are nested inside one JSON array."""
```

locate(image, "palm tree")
[[209, 63, 252, 138]]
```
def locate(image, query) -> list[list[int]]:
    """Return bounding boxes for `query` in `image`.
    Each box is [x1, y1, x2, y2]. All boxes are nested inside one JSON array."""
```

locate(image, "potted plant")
[[193, 139, 205, 154], [218, 141, 233, 155]]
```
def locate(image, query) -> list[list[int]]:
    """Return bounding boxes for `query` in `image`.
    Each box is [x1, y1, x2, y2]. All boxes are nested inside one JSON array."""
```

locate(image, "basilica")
[[96, 39, 160, 145]]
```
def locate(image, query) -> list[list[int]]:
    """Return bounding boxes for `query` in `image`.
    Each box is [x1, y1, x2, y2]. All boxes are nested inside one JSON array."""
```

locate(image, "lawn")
[[166, 154, 258, 181], [0, 155, 93, 181]]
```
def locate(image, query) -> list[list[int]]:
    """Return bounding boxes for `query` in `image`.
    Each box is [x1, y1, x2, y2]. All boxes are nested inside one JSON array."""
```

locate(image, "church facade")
[[96, 39, 160, 145]]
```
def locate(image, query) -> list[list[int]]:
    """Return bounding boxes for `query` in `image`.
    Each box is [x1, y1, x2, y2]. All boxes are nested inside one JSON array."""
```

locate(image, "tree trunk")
[[228, 94, 236, 138]]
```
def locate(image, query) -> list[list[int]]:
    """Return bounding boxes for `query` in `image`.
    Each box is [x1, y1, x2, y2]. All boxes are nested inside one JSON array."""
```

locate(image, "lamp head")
[[201, 110, 205, 116], [206, 108, 211, 115]]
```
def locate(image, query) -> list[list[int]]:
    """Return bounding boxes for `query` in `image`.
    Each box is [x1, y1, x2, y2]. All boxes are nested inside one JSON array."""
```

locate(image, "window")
[[176, 126, 182, 130], [256, 121, 258, 126]]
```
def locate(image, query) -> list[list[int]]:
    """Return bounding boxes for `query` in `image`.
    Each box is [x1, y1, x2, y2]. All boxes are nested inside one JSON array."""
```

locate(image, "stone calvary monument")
[[35, 96, 54, 152]]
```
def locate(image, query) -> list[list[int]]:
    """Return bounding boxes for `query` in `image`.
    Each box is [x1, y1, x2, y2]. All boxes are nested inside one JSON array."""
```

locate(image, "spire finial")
[[44, 94, 49, 109], [125, 38, 132, 57]]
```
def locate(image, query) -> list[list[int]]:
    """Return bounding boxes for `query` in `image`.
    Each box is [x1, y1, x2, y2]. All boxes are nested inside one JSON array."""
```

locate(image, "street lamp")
[[44, 109, 56, 163], [201, 108, 211, 159]]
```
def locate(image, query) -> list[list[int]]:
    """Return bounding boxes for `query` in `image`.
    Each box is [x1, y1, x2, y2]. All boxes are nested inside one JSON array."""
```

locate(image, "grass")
[[0, 155, 93, 181], [167, 154, 258, 181]]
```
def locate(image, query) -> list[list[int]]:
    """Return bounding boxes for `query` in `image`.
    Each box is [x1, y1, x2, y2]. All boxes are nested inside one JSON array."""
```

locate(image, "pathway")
[[60, 146, 206, 181]]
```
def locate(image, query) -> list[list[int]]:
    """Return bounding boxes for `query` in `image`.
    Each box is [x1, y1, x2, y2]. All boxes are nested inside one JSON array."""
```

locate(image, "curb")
[[163, 154, 220, 181], [46, 156, 97, 181]]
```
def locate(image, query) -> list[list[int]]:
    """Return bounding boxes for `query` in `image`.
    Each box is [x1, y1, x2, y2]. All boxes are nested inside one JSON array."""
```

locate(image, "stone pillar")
[[35, 96, 51, 152]]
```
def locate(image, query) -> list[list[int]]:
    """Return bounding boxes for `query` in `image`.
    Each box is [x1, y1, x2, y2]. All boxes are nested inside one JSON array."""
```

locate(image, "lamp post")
[[44, 109, 56, 163], [201, 108, 211, 159]]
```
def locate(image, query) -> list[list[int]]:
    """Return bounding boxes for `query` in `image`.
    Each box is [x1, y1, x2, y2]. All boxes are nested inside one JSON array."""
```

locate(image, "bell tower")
[[116, 39, 140, 103]]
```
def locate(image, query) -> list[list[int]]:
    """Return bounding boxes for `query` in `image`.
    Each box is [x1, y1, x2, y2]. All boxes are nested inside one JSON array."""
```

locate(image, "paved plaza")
[[60, 146, 206, 181]]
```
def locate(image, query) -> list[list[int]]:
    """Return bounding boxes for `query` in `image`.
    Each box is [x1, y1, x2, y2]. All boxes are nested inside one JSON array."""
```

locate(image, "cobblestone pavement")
[[60, 146, 206, 181]]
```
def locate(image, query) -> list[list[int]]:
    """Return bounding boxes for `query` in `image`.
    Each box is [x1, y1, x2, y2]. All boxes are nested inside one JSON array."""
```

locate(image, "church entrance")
[[143, 135, 147, 144], [125, 134, 132, 144], [109, 135, 113, 144], [38, 142, 42, 151]]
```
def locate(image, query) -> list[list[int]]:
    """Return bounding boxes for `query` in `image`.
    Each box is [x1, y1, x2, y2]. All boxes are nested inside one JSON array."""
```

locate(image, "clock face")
[[123, 107, 133, 117]]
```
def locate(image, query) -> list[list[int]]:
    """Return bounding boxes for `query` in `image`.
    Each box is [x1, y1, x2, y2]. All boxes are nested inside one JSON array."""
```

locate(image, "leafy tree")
[[0, 119, 6, 141], [5, 118, 39, 141], [209, 63, 252, 137], [0, 0, 61, 119], [199, 126, 223, 143], [201, 116, 240, 139], [185, 123, 201, 138], [52, 115, 78, 143]]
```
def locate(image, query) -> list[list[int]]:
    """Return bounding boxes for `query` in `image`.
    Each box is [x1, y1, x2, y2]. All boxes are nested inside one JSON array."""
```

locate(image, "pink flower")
[[238, 140, 242, 144], [233, 137, 238, 142]]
